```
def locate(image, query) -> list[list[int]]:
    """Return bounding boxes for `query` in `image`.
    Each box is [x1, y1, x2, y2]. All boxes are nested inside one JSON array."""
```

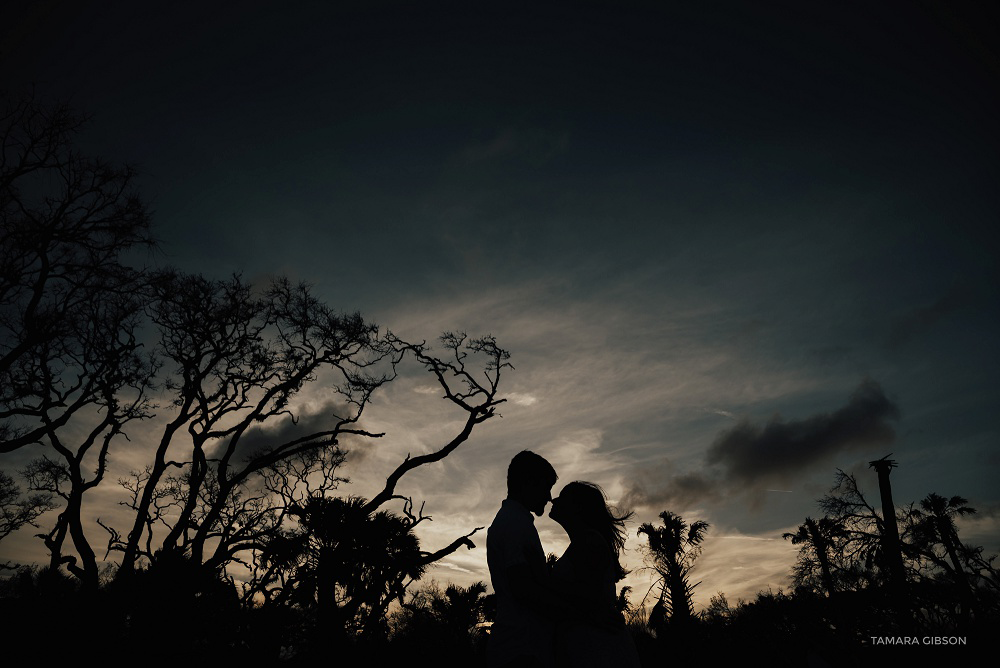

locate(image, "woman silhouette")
[[548, 481, 641, 667]]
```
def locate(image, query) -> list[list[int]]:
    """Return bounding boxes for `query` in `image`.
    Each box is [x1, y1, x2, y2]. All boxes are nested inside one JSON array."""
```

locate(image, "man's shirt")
[[486, 498, 553, 667]]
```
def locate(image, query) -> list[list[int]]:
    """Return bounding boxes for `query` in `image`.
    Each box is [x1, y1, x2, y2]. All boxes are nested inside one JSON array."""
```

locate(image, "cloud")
[[685, 527, 800, 606], [621, 379, 900, 510], [208, 399, 371, 465], [621, 469, 720, 512], [708, 378, 899, 487], [957, 507, 1000, 555], [506, 392, 538, 407]]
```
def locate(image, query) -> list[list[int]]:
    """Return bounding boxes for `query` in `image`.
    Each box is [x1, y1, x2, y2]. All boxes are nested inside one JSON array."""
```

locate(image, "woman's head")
[[551, 481, 608, 526], [550, 481, 633, 579]]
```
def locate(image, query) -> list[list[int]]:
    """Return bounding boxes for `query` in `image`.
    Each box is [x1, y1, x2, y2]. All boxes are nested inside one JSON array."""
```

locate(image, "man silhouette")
[[486, 450, 559, 668]]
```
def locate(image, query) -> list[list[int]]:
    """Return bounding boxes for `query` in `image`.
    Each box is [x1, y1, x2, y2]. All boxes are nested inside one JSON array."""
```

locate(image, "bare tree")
[[784, 516, 846, 598], [242, 333, 509, 636], [817, 469, 888, 591], [868, 455, 906, 596], [806, 468, 1000, 627], [0, 469, 56, 568], [363, 332, 510, 515], [1, 95, 515, 644], [108, 272, 393, 579], [1, 92, 156, 590], [1, 91, 154, 454]]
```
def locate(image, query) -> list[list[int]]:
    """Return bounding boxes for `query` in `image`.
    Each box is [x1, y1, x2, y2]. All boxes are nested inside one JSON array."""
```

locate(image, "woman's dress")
[[550, 532, 641, 668]]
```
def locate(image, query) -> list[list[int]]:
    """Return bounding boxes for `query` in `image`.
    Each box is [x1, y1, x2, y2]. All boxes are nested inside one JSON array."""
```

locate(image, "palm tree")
[[256, 496, 425, 635], [908, 493, 975, 577], [637, 511, 709, 625], [391, 581, 491, 661], [906, 492, 977, 619], [398, 580, 490, 638]]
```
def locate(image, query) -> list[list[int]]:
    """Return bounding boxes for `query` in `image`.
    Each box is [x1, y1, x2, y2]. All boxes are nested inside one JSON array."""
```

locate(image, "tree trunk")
[[872, 463, 906, 595]]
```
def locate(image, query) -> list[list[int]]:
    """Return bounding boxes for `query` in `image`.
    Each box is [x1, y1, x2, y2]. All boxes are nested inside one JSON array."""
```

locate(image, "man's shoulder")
[[488, 500, 539, 552], [488, 503, 516, 537], [489, 500, 533, 531]]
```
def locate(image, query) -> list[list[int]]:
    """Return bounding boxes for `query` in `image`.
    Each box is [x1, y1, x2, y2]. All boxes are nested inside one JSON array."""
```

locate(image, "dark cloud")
[[208, 400, 369, 465], [624, 380, 900, 510], [621, 469, 720, 512], [886, 286, 970, 350], [707, 379, 899, 487]]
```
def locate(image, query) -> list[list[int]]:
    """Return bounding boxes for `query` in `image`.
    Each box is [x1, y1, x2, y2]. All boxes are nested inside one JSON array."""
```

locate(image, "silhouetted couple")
[[487, 451, 641, 668]]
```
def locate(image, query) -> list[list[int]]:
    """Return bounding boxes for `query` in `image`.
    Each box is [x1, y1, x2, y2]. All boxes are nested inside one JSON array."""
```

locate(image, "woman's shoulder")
[[573, 529, 611, 571]]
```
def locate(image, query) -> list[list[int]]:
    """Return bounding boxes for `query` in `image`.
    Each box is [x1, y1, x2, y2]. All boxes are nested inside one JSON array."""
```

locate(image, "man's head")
[[507, 450, 558, 516]]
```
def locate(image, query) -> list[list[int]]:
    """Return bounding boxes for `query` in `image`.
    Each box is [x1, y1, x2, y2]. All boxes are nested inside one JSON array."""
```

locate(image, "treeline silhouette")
[[623, 460, 999, 666], [2, 92, 996, 665], [4, 460, 995, 664]]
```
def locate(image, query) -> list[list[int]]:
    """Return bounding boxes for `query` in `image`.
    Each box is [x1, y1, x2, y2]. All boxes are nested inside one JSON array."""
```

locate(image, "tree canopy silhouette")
[[788, 466, 1000, 635]]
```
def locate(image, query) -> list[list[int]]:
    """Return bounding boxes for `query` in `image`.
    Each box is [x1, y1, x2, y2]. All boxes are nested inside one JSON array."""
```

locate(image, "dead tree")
[[784, 516, 845, 599], [110, 273, 393, 579], [0, 92, 155, 590], [245, 333, 509, 632], [1, 92, 154, 455], [363, 332, 510, 515], [0, 469, 56, 568], [869, 455, 907, 596]]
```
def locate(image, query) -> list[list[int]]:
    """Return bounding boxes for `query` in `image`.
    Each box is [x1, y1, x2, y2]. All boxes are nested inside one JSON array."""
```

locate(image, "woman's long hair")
[[561, 481, 634, 581]]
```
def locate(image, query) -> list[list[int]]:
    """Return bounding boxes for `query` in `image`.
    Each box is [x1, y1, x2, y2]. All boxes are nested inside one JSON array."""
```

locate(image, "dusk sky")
[[2, 1, 998, 607]]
